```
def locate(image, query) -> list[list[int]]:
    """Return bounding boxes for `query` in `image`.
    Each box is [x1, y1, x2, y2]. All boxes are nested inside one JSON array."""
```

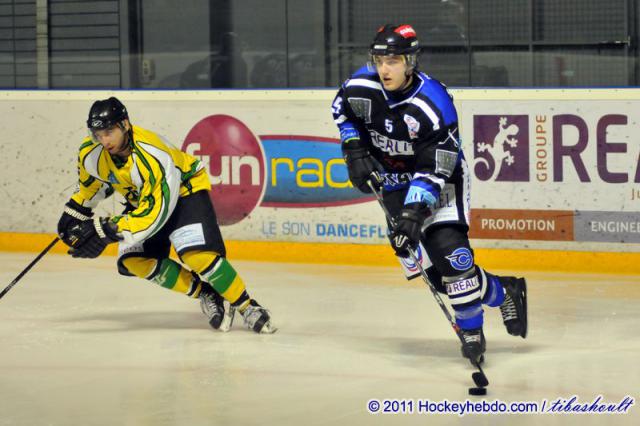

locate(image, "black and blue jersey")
[[332, 65, 464, 212]]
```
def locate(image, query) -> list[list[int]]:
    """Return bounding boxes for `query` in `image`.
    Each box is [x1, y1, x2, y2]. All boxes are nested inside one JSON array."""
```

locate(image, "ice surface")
[[0, 253, 638, 425]]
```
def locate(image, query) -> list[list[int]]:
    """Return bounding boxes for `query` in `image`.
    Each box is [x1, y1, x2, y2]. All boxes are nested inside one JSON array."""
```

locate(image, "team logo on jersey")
[[445, 247, 474, 271], [124, 187, 140, 204], [347, 97, 372, 123], [403, 114, 420, 139], [473, 115, 529, 182], [107, 171, 119, 184]]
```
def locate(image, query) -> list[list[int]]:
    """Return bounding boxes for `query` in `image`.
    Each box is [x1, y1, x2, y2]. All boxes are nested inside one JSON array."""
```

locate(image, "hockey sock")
[[120, 257, 204, 297], [443, 268, 484, 330], [480, 269, 505, 307], [181, 250, 248, 304]]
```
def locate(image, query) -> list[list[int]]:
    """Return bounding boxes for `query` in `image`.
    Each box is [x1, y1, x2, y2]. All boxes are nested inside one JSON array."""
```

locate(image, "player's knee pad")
[[179, 250, 218, 274], [421, 225, 474, 278], [443, 268, 484, 329], [118, 255, 158, 278]]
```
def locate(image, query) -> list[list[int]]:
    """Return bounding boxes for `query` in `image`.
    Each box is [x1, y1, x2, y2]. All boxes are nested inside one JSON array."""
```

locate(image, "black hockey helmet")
[[87, 97, 129, 131], [369, 24, 419, 74], [370, 24, 420, 56]]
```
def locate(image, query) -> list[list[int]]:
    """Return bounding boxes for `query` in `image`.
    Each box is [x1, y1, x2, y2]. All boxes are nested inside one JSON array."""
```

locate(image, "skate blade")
[[519, 277, 528, 339], [218, 304, 236, 333], [259, 320, 278, 334]]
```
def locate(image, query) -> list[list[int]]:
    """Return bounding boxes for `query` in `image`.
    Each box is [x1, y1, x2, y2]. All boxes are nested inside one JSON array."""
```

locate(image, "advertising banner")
[[1, 90, 639, 253], [459, 99, 640, 247]]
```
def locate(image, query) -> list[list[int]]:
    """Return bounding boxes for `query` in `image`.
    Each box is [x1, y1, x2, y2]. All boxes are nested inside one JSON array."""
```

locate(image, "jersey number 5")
[[385, 119, 393, 133]]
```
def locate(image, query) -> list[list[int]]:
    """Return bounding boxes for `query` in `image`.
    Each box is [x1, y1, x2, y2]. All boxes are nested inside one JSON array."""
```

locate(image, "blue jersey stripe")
[[404, 179, 439, 207], [420, 75, 458, 126]]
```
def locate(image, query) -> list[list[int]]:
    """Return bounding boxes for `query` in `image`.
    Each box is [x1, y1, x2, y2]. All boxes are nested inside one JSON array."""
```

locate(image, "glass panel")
[[0, 0, 36, 88], [421, 47, 470, 86], [472, 47, 532, 86], [142, 0, 213, 88], [469, 0, 530, 44], [533, 47, 628, 86], [0, 0, 638, 88], [232, 0, 286, 88], [534, 0, 628, 43]]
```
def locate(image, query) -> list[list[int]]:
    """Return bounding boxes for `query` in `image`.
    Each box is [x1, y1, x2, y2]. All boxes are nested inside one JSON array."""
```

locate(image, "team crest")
[[108, 171, 119, 184], [404, 114, 420, 139]]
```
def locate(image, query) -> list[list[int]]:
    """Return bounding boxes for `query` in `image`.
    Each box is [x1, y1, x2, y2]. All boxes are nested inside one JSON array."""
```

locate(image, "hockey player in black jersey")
[[332, 24, 527, 363]]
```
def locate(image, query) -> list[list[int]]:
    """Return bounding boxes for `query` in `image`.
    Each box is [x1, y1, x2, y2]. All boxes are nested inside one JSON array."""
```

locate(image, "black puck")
[[468, 387, 487, 396]]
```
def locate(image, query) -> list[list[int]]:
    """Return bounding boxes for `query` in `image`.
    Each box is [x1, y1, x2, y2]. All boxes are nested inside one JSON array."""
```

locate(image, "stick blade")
[[472, 371, 489, 388]]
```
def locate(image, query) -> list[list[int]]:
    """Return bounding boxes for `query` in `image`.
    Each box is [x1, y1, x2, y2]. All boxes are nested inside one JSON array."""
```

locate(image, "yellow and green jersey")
[[70, 125, 210, 244]]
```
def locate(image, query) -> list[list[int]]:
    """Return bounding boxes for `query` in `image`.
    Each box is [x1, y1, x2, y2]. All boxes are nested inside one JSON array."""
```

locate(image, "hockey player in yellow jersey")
[[57, 97, 276, 334]]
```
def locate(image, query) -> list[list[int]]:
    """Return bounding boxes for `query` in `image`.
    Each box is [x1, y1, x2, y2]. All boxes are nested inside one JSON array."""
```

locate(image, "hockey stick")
[[0, 237, 60, 301], [367, 181, 489, 389]]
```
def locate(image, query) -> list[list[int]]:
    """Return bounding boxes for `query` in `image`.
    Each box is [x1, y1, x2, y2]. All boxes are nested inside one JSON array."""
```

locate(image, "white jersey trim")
[[334, 114, 348, 124], [346, 78, 383, 91], [413, 172, 445, 191], [411, 97, 441, 130], [83, 144, 103, 181], [449, 290, 482, 305]]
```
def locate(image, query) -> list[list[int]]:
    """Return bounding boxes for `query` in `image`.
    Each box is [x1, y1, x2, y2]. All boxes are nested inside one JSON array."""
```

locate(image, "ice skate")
[[499, 277, 528, 338], [199, 286, 235, 332], [460, 328, 486, 364], [240, 299, 277, 334]]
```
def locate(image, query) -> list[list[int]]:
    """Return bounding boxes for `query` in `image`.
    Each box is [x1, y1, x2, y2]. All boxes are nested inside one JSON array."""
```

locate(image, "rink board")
[[2, 231, 639, 275], [1, 89, 639, 272]]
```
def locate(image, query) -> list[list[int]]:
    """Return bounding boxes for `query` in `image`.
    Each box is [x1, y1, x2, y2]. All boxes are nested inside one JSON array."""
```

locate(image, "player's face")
[[373, 55, 409, 91], [92, 120, 131, 156]]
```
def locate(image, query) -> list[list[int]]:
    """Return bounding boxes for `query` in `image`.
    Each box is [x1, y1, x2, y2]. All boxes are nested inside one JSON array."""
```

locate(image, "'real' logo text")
[[369, 130, 414, 156]]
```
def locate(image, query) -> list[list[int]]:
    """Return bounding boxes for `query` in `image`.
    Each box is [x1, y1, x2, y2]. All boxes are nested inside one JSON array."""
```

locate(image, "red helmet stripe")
[[395, 24, 416, 39]]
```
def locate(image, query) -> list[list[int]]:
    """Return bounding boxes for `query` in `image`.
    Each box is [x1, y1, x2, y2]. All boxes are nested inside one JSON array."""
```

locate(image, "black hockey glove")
[[57, 200, 94, 247], [67, 217, 122, 259], [389, 203, 428, 257], [343, 147, 383, 193]]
